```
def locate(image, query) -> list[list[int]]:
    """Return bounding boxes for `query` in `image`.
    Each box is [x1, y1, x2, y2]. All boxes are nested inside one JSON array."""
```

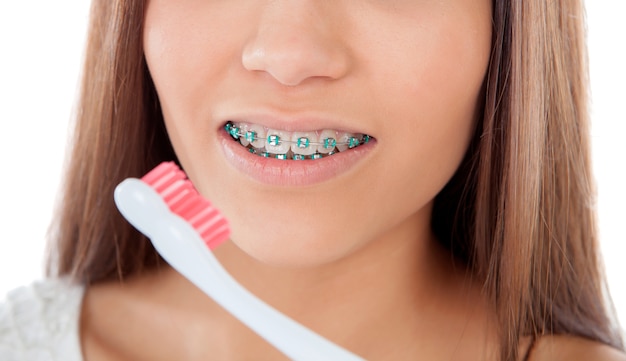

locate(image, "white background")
[[0, 2, 624, 334]]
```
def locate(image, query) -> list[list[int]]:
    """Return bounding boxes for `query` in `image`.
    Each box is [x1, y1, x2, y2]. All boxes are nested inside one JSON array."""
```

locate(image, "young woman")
[[1, 0, 624, 360]]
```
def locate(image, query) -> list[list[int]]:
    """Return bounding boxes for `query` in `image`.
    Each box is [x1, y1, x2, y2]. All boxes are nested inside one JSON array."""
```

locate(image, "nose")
[[242, 2, 351, 87]]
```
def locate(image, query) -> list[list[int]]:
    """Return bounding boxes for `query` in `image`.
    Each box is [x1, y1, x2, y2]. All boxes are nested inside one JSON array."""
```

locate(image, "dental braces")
[[246, 148, 332, 160], [225, 122, 371, 152]]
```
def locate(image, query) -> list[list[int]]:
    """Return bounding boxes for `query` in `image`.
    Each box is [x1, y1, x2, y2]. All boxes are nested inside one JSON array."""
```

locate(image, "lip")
[[218, 127, 377, 187]]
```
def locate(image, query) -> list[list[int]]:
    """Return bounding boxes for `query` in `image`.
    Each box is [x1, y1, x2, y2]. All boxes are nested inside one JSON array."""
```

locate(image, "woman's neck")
[[81, 207, 497, 360], [203, 207, 495, 359], [214, 207, 442, 328]]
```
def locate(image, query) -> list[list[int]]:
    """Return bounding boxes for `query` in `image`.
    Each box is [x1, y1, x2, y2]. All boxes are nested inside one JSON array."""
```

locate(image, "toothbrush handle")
[[181, 234, 365, 361], [114, 179, 366, 361]]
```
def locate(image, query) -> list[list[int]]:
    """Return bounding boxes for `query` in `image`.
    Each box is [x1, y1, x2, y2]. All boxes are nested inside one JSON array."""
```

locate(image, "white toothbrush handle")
[[114, 179, 366, 361]]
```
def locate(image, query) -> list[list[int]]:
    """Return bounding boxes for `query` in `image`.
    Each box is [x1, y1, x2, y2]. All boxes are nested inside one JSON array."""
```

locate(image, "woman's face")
[[144, 0, 492, 267]]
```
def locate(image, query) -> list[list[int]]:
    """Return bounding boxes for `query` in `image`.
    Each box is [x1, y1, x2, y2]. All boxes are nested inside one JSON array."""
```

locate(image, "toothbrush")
[[114, 162, 365, 361]]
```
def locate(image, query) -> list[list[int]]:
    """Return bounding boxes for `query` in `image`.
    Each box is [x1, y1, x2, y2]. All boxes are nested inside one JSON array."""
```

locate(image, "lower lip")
[[218, 129, 376, 187]]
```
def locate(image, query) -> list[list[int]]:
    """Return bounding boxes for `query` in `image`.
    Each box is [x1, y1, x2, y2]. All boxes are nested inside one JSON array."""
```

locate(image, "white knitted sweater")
[[0, 278, 84, 361]]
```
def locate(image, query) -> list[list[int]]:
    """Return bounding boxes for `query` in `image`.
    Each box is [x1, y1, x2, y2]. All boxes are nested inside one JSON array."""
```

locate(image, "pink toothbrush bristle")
[[141, 162, 230, 249]]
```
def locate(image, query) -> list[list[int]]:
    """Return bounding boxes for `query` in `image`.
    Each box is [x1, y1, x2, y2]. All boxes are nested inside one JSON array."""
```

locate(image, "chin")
[[227, 223, 363, 268]]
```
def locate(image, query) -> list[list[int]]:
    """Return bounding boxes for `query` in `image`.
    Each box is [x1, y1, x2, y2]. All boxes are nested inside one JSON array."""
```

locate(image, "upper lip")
[[215, 109, 374, 135]]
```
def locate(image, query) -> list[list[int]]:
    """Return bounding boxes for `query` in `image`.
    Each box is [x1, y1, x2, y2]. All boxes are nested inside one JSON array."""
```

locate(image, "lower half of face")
[[143, 0, 492, 267]]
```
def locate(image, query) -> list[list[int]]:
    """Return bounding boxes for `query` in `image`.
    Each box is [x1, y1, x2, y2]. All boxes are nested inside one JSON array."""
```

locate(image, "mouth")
[[224, 121, 374, 161]]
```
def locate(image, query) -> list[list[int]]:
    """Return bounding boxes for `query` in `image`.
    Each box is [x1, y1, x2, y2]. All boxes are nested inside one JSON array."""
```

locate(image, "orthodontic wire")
[[225, 122, 372, 148]]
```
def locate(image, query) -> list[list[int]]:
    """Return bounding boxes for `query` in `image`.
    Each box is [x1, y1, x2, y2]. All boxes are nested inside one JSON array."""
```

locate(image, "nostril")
[[241, 20, 351, 87], [241, 51, 303, 86]]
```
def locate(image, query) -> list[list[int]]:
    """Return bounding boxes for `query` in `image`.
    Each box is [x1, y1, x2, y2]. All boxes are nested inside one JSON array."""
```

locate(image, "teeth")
[[227, 123, 241, 140], [335, 132, 356, 152], [316, 129, 337, 154], [248, 124, 266, 149], [238, 123, 252, 147], [291, 132, 318, 156], [224, 121, 372, 160], [265, 129, 291, 154]]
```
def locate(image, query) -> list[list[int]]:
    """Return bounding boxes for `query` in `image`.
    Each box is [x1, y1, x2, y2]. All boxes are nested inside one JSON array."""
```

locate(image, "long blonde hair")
[[48, 1, 624, 359]]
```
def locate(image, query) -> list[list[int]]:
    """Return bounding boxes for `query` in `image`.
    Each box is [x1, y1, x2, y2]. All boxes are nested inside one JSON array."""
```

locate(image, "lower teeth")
[[225, 122, 371, 160], [246, 146, 337, 160]]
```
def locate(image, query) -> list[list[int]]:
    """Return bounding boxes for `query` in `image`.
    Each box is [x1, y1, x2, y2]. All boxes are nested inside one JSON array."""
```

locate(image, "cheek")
[[143, 7, 228, 182], [143, 2, 245, 134], [363, 19, 490, 222]]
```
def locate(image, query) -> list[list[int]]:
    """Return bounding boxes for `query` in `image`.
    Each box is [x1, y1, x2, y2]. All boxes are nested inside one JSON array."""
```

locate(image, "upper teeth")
[[225, 121, 371, 160]]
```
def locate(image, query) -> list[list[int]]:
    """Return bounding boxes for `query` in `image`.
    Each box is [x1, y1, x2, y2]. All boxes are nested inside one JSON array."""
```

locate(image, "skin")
[[79, 1, 626, 360], [142, 0, 491, 268]]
